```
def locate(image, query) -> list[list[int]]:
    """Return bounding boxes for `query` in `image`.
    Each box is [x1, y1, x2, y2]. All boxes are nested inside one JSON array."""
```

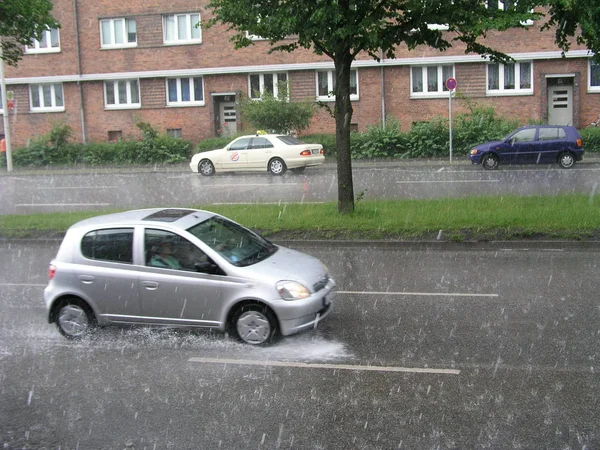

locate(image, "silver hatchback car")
[[44, 208, 336, 345]]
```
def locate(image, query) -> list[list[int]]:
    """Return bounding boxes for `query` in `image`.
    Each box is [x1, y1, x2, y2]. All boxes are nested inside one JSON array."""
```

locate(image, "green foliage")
[[5, 122, 191, 167], [580, 127, 600, 153], [240, 87, 315, 134], [196, 137, 235, 152], [402, 118, 449, 158], [0, 0, 59, 66], [452, 105, 520, 155], [351, 119, 405, 158]]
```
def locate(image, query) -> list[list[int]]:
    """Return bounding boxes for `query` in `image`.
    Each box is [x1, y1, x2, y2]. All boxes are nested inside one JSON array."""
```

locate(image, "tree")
[[241, 84, 315, 134], [207, 0, 597, 213], [0, 0, 59, 66]]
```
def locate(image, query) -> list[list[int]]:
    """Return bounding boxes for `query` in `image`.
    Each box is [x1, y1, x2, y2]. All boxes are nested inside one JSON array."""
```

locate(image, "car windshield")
[[187, 216, 277, 266], [276, 135, 305, 145]]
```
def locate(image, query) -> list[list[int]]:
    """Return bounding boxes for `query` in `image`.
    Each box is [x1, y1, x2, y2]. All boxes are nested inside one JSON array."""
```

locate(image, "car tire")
[[558, 152, 575, 169], [481, 153, 499, 170], [55, 298, 96, 340], [198, 159, 215, 176], [268, 158, 287, 175], [231, 303, 278, 345]]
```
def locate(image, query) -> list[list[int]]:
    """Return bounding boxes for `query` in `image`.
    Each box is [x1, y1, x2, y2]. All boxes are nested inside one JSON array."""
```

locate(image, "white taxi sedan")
[[190, 133, 325, 176]]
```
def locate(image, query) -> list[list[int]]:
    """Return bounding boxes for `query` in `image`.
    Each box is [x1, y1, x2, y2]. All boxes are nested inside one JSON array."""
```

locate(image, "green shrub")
[[351, 119, 405, 158], [452, 106, 519, 155], [301, 133, 337, 158], [580, 127, 600, 153], [402, 118, 449, 158], [195, 137, 232, 153]]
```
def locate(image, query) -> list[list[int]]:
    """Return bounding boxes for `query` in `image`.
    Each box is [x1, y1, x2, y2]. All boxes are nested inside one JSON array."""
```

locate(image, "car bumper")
[[285, 155, 325, 169], [275, 278, 336, 336]]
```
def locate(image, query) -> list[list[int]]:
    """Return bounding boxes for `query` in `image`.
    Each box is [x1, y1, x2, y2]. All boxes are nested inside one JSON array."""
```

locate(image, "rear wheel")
[[198, 159, 215, 176], [55, 298, 96, 339], [268, 158, 287, 175], [481, 153, 499, 170], [231, 303, 278, 345], [558, 152, 575, 169]]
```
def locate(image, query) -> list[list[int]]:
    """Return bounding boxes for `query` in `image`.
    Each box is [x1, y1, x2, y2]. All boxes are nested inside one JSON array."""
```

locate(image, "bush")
[[452, 106, 519, 155], [402, 118, 449, 158], [351, 119, 405, 158], [580, 127, 600, 153], [195, 137, 232, 153]]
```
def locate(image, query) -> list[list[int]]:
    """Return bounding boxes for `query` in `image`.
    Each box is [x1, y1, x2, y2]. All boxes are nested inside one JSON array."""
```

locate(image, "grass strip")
[[1, 194, 599, 240]]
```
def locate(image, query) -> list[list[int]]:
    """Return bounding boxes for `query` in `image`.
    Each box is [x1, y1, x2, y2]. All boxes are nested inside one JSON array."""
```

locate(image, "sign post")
[[445, 77, 457, 163]]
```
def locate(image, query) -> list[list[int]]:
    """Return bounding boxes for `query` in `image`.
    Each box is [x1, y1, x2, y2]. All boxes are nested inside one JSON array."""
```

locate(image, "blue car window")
[[511, 129, 536, 143], [539, 127, 566, 141]]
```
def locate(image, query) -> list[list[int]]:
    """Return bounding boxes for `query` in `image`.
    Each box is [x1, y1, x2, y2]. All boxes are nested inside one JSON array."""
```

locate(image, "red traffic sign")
[[446, 78, 457, 90]]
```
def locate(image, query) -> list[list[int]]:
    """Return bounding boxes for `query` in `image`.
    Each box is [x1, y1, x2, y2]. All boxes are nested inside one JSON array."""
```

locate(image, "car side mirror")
[[194, 260, 223, 275]]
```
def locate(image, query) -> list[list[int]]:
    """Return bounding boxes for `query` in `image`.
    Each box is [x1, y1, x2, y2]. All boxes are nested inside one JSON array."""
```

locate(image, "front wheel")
[[198, 159, 215, 176], [558, 152, 575, 169], [231, 304, 278, 345], [268, 158, 287, 175], [481, 153, 499, 170], [56, 299, 96, 339]]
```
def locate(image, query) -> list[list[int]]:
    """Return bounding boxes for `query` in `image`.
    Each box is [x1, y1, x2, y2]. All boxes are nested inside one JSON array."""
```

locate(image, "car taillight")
[[576, 138, 583, 148], [300, 150, 312, 156], [320, 149, 324, 155], [48, 264, 56, 280]]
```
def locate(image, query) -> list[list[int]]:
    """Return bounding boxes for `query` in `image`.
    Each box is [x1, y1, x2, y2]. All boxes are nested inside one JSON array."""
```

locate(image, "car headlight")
[[470, 149, 479, 155], [276, 281, 310, 300]]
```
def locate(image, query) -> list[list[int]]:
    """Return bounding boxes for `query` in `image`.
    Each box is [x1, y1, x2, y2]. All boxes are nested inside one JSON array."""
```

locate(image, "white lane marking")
[[35, 186, 117, 190], [200, 183, 302, 187], [211, 201, 326, 205], [188, 357, 460, 375], [0, 283, 46, 287], [437, 167, 445, 172], [15, 203, 111, 207], [337, 291, 498, 298], [396, 180, 500, 183]]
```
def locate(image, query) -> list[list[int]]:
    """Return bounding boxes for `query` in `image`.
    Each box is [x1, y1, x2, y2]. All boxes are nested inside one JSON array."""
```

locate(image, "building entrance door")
[[547, 80, 573, 126], [219, 102, 237, 137]]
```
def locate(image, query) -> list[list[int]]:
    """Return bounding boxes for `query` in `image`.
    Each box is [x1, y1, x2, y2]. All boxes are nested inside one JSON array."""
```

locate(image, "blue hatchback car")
[[470, 125, 584, 170]]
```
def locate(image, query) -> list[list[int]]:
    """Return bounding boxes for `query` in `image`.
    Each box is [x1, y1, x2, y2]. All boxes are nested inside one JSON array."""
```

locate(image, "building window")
[[589, 60, 600, 92], [411, 65, 454, 97], [163, 13, 201, 44], [104, 80, 140, 109], [30, 83, 64, 112], [167, 128, 183, 138], [108, 130, 123, 141], [100, 18, 137, 48], [487, 61, 533, 95], [166, 77, 204, 106], [316, 70, 358, 101], [249, 73, 288, 100], [26, 28, 60, 53]]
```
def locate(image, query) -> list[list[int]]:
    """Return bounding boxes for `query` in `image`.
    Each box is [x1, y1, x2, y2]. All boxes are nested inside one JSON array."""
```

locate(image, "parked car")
[[190, 133, 325, 176], [469, 125, 584, 170], [44, 208, 336, 345]]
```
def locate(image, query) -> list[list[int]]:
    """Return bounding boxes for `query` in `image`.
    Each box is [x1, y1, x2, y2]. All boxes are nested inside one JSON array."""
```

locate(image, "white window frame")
[[104, 79, 141, 109], [163, 13, 202, 45], [316, 70, 359, 101], [248, 73, 288, 100], [589, 60, 600, 93], [166, 77, 205, 106], [410, 65, 455, 98], [25, 28, 60, 54], [486, 61, 533, 96], [29, 83, 65, 112], [100, 18, 137, 49]]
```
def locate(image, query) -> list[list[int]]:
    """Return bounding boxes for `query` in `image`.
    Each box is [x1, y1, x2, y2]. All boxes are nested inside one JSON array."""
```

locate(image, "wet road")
[[1, 161, 600, 214], [1, 240, 599, 449]]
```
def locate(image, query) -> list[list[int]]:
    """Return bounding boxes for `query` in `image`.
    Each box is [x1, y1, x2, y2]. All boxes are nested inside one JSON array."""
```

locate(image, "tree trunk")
[[334, 53, 355, 214]]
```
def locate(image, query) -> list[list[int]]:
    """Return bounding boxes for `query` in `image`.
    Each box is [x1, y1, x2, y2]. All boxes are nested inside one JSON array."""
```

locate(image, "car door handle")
[[141, 281, 159, 290], [79, 275, 95, 284]]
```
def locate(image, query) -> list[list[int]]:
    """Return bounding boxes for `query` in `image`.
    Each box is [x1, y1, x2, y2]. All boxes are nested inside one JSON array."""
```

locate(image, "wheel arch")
[[48, 294, 96, 324], [225, 298, 279, 329]]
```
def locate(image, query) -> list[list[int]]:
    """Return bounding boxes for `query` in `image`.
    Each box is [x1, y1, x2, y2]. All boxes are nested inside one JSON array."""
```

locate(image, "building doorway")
[[212, 94, 238, 137], [547, 77, 574, 126]]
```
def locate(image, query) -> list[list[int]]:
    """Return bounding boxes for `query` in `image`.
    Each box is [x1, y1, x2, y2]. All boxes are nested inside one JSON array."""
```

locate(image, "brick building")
[[1, 0, 599, 148]]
